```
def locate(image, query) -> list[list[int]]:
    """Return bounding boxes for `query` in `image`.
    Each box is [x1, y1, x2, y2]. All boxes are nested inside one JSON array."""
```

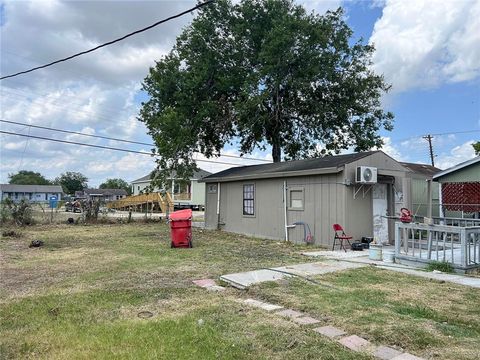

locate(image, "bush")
[[0, 198, 34, 226], [426, 261, 454, 273]]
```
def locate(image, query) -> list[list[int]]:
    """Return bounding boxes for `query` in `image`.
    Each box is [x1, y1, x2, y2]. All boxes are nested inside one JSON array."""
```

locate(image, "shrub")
[[426, 261, 454, 273], [0, 198, 33, 226]]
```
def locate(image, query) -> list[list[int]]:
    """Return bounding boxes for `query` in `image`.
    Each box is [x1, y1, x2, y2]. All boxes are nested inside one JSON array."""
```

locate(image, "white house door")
[[372, 183, 389, 244]]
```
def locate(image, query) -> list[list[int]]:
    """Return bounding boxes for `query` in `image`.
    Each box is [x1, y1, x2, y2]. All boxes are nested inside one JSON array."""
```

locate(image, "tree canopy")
[[55, 172, 88, 195], [99, 178, 132, 195], [8, 170, 51, 185], [472, 141, 480, 156], [139, 0, 394, 183]]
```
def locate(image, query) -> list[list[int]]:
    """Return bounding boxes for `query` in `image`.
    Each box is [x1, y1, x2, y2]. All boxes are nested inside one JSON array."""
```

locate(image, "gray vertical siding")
[[204, 152, 411, 246]]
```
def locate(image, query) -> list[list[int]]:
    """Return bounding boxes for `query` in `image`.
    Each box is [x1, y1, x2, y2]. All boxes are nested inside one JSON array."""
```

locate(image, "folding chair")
[[332, 223, 352, 252]]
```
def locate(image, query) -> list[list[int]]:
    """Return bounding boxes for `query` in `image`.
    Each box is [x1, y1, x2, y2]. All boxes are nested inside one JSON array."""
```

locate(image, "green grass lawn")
[[1, 222, 479, 359]]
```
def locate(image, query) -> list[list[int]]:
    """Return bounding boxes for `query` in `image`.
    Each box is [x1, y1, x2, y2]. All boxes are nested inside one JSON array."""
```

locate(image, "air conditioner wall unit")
[[356, 166, 377, 184]]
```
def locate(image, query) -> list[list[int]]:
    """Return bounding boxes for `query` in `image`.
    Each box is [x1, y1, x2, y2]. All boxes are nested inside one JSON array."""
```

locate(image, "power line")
[[0, 119, 272, 163], [396, 129, 480, 143], [0, 130, 251, 167], [0, 1, 214, 80]]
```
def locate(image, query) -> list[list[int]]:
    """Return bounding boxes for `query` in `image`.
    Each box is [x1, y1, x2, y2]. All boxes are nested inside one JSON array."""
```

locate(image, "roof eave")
[[201, 166, 342, 183], [432, 156, 480, 181]]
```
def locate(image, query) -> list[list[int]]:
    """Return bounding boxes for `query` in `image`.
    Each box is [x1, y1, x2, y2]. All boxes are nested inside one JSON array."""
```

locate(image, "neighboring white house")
[[0, 184, 63, 203], [130, 169, 211, 209], [75, 188, 128, 202]]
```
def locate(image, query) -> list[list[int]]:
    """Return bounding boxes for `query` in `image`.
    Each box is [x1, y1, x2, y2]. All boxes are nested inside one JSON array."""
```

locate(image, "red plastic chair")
[[332, 224, 352, 252]]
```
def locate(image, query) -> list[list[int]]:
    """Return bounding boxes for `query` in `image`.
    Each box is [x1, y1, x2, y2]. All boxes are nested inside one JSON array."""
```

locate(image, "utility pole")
[[423, 135, 435, 167]]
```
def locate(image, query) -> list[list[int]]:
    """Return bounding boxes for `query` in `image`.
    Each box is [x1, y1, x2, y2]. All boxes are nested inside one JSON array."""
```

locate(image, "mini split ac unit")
[[356, 166, 377, 184]]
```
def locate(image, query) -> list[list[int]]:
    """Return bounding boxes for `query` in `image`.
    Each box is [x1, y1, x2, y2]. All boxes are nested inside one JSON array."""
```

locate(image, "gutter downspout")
[[216, 182, 221, 229], [284, 181, 289, 242]]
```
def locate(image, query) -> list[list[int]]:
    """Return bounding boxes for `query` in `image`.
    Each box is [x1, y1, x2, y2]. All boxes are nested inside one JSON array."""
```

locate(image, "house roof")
[[0, 184, 64, 193], [131, 169, 212, 184], [202, 151, 379, 182], [400, 162, 442, 177], [82, 188, 128, 196], [432, 156, 480, 181]]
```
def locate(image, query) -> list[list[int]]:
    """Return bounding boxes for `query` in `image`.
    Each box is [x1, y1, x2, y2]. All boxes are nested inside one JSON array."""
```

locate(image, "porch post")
[[460, 228, 467, 268]]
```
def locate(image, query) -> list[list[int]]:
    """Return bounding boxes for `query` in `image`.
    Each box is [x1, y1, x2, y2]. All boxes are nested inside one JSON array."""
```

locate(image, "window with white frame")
[[243, 184, 255, 216], [288, 187, 305, 210]]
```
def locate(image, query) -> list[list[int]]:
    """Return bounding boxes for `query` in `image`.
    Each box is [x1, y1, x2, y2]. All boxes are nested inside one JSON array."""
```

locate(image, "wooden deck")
[[107, 192, 174, 213]]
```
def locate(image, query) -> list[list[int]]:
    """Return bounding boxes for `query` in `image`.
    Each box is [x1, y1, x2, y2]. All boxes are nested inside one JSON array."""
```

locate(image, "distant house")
[[75, 188, 128, 202], [0, 184, 63, 203], [201, 151, 442, 247], [432, 156, 480, 218], [400, 162, 442, 218], [131, 169, 211, 209]]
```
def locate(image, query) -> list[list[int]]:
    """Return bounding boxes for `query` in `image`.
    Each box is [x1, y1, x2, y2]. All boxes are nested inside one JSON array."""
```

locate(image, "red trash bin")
[[169, 209, 193, 248]]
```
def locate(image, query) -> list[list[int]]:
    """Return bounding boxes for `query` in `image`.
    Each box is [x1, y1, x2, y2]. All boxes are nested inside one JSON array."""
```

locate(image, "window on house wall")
[[243, 184, 255, 216], [207, 184, 217, 194], [288, 187, 305, 210]]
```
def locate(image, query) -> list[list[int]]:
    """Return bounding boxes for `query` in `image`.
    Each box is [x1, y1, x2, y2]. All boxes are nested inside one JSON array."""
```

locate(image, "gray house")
[[131, 169, 211, 209], [202, 151, 419, 247], [0, 184, 63, 203]]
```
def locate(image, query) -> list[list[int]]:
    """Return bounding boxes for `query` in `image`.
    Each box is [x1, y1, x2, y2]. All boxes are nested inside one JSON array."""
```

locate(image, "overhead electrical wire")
[[0, 1, 214, 80], [0, 130, 259, 167], [0, 119, 272, 163]]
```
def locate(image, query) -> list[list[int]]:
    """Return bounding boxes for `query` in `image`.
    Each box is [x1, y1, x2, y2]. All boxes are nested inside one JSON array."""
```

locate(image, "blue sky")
[[1, 0, 479, 186]]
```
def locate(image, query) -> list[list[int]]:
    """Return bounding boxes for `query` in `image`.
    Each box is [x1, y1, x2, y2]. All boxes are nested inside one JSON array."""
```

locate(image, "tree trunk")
[[272, 142, 281, 163]]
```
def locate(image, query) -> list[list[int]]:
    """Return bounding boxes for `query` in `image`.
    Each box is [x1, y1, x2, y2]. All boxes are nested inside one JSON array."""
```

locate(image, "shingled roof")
[[202, 151, 379, 182], [131, 169, 212, 184], [400, 162, 442, 177]]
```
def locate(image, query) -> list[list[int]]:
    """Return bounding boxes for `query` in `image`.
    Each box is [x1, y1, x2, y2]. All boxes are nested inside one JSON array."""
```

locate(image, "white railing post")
[[395, 222, 401, 256], [460, 228, 467, 268]]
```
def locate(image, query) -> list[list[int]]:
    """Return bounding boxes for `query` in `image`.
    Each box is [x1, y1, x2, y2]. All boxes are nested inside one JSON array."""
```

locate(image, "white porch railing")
[[395, 222, 480, 270], [414, 216, 480, 227]]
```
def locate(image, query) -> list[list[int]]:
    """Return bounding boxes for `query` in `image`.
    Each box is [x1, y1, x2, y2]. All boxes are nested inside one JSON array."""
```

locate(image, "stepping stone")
[[292, 316, 321, 325], [391, 353, 425, 360], [206, 285, 226, 292], [243, 299, 283, 311], [374, 346, 403, 360], [192, 279, 216, 288], [275, 309, 304, 318], [338, 335, 372, 352], [313, 325, 347, 338]]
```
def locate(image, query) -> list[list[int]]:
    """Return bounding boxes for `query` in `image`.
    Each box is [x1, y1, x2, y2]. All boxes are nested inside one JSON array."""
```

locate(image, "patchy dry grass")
[[1, 222, 370, 359], [2, 222, 479, 359], [249, 267, 480, 360]]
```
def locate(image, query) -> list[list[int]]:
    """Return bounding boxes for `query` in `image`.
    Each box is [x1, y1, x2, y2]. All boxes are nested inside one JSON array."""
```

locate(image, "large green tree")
[[55, 172, 88, 195], [99, 178, 132, 195], [139, 0, 393, 183], [473, 141, 480, 156], [8, 170, 51, 185]]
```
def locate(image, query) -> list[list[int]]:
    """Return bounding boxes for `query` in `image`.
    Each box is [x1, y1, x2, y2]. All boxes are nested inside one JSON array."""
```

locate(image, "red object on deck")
[[169, 209, 193, 248], [400, 208, 412, 223]]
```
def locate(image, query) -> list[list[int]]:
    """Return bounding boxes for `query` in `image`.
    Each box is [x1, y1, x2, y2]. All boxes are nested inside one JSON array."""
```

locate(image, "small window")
[[243, 184, 255, 216], [288, 187, 304, 210], [207, 184, 217, 194], [137, 186, 140, 191]]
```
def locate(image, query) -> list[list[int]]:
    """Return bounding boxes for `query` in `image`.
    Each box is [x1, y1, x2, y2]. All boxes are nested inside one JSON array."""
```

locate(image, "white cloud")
[[375, 136, 406, 161], [435, 140, 476, 170], [370, 0, 480, 93]]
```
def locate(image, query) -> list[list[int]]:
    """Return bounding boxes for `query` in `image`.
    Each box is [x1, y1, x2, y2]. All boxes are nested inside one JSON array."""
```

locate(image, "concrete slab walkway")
[[220, 260, 365, 289], [302, 251, 480, 289]]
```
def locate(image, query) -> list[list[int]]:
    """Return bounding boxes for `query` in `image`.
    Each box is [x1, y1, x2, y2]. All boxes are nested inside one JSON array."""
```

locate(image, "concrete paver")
[[275, 309, 305, 318], [192, 279, 217, 288], [220, 261, 365, 289], [374, 346, 403, 360], [292, 316, 321, 325], [313, 325, 346, 338], [391, 353, 425, 360], [243, 299, 283, 311], [206, 285, 226, 292], [338, 335, 372, 352]]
